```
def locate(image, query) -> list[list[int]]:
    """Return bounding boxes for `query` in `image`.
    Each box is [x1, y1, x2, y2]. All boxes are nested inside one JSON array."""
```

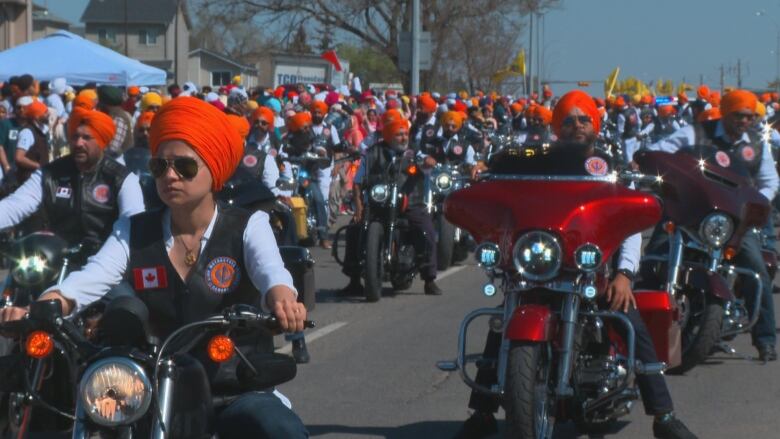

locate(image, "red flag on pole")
[[321, 50, 343, 72]]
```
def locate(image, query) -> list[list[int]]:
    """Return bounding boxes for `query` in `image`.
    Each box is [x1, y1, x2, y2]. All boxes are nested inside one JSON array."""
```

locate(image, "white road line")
[[277, 321, 348, 354], [436, 265, 468, 280]]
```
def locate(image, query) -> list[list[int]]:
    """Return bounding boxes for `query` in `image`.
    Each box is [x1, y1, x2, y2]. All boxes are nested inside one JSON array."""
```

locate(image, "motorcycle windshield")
[[634, 149, 769, 244], [444, 177, 661, 270]]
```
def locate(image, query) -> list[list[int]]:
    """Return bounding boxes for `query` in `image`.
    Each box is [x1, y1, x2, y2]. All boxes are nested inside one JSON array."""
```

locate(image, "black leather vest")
[[693, 120, 763, 180], [366, 143, 426, 206], [621, 108, 639, 139], [41, 155, 129, 253], [236, 145, 267, 180]]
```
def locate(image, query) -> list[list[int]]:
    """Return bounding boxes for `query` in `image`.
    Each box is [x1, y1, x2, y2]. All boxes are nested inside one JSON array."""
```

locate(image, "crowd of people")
[[1, 70, 779, 438]]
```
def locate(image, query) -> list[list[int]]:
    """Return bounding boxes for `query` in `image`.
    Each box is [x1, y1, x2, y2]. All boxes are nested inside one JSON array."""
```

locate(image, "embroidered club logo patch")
[[584, 157, 608, 176], [91, 184, 111, 203], [206, 256, 240, 294], [453, 145, 463, 155], [715, 151, 731, 167], [242, 154, 258, 168], [55, 187, 72, 199], [741, 146, 756, 162], [132, 266, 168, 290], [323, 128, 331, 137], [425, 128, 435, 138]]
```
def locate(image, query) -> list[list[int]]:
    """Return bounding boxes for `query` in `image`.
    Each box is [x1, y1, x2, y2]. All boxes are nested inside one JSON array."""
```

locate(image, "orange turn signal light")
[[724, 247, 737, 261], [406, 164, 418, 176], [207, 335, 235, 363], [663, 221, 675, 234], [26, 331, 54, 359]]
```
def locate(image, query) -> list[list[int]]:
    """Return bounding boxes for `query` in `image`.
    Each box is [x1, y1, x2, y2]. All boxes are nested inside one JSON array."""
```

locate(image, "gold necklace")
[[175, 234, 201, 266]]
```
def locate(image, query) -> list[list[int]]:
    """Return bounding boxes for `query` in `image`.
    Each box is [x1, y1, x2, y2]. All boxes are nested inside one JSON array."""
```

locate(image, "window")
[[139, 29, 157, 45], [211, 71, 232, 87], [97, 28, 116, 42]]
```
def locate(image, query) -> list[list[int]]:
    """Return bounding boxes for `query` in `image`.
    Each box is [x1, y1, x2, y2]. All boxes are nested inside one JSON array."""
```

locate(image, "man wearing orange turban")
[[518, 104, 554, 147], [412, 93, 439, 144], [647, 88, 779, 362], [248, 106, 280, 154], [73, 94, 96, 111], [465, 90, 699, 439], [132, 111, 155, 149], [15, 98, 51, 182], [0, 103, 144, 264]]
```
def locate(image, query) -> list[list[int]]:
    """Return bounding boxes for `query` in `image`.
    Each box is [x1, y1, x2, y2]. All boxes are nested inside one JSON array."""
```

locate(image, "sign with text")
[[274, 64, 328, 88]]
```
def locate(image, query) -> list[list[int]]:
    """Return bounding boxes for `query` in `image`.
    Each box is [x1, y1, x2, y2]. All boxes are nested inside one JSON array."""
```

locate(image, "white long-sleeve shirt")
[[47, 205, 296, 313], [648, 122, 780, 201], [0, 169, 145, 229]]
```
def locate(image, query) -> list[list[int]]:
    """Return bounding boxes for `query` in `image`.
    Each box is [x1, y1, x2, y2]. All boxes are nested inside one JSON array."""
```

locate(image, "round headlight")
[[512, 231, 562, 281], [574, 243, 603, 272], [699, 213, 733, 248], [12, 254, 52, 287], [79, 358, 152, 427], [475, 242, 501, 269], [370, 184, 389, 203], [435, 172, 453, 192]]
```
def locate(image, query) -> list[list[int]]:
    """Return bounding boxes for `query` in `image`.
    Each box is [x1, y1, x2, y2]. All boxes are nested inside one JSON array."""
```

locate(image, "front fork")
[[555, 294, 580, 397]]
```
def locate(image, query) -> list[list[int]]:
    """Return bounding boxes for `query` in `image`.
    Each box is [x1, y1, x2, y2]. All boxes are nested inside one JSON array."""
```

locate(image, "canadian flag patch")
[[132, 266, 168, 290]]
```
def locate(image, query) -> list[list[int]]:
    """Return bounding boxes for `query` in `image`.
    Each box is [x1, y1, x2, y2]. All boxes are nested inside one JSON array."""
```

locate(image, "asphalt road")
[[278, 242, 780, 439]]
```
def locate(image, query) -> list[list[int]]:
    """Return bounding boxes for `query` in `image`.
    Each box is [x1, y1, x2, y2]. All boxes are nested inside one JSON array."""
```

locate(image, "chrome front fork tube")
[[556, 294, 580, 397]]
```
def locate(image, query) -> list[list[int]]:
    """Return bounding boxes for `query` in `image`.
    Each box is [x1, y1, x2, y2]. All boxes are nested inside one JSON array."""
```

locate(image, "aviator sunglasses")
[[148, 157, 201, 179]]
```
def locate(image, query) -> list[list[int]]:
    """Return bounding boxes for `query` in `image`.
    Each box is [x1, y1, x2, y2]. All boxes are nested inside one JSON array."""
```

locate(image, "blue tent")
[[0, 31, 166, 86]]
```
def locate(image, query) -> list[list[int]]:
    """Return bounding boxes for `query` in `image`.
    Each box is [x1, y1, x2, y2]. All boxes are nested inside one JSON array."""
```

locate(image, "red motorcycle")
[[437, 167, 681, 437], [636, 149, 770, 371]]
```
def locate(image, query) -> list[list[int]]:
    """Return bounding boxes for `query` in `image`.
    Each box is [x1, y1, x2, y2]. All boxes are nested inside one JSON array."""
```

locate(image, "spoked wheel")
[[504, 342, 555, 439], [668, 292, 723, 374]]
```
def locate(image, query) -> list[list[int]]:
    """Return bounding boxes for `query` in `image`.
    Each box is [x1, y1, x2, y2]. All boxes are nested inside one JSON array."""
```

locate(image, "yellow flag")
[[511, 49, 527, 76], [604, 67, 620, 97]]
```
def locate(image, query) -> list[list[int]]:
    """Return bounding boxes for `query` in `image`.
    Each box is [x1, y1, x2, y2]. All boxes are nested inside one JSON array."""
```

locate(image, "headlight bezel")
[[698, 212, 734, 248], [434, 172, 453, 192], [79, 357, 152, 427], [512, 231, 563, 282], [370, 184, 389, 203], [11, 253, 51, 287], [573, 243, 603, 272]]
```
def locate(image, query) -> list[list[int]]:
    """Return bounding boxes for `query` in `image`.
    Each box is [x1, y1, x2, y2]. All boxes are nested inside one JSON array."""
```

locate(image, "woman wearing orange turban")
[[19, 95, 308, 438]]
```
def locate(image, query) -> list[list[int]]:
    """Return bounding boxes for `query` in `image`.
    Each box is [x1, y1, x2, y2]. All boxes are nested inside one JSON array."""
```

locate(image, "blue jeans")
[[216, 392, 308, 439], [308, 183, 328, 241], [762, 214, 777, 251], [735, 232, 777, 347]]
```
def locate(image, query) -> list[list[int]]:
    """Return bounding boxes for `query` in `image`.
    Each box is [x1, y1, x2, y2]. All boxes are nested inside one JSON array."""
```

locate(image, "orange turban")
[[534, 106, 553, 125], [441, 111, 464, 130], [640, 94, 653, 105], [552, 90, 601, 136], [720, 89, 757, 117], [381, 109, 409, 143], [73, 94, 96, 110], [227, 114, 251, 139], [250, 106, 275, 127], [78, 89, 98, 102], [22, 101, 48, 119], [709, 91, 721, 107], [697, 107, 721, 123], [286, 112, 312, 132], [67, 108, 116, 149], [510, 102, 523, 115], [761, 93, 772, 104], [697, 85, 710, 100], [311, 100, 328, 115], [127, 86, 140, 97], [418, 94, 437, 113], [657, 105, 676, 118], [678, 92, 689, 104], [148, 97, 243, 191], [137, 111, 155, 126], [614, 96, 626, 109]]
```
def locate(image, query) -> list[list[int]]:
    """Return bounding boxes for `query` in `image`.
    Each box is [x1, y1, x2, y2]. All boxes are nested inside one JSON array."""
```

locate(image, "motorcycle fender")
[[704, 270, 734, 302], [634, 290, 682, 369], [504, 304, 557, 342]]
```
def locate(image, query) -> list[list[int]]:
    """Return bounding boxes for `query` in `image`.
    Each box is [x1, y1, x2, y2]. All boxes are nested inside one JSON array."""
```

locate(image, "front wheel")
[[504, 342, 555, 439], [436, 215, 455, 271], [668, 294, 723, 375], [364, 222, 384, 303]]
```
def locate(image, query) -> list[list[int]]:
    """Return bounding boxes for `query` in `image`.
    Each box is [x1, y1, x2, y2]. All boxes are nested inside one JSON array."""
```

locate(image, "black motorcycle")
[[0, 299, 312, 438], [426, 164, 471, 270]]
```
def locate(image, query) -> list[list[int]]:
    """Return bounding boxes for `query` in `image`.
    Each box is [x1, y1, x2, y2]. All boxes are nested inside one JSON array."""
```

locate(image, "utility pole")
[[720, 64, 725, 92], [411, 0, 421, 95], [536, 13, 542, 93], [123, 0, 128, 55], [737, 58, 742, 88], [528, 13, 534, 96]]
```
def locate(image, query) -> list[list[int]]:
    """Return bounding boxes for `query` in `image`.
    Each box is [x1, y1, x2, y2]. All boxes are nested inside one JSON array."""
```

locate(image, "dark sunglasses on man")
[[562, 115, 593, 126], [148, 157, 201, 179]]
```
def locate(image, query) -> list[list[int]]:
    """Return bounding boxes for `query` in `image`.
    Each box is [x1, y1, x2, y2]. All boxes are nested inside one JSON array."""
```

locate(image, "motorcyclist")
[[0, 97, 308, 438], [311, 100, 341, 249], [520, 105, 555, 149], [411, 93, 438, 144], [340, 109, 443, 296], [0, 107, 145, 257], [462, 90, 697, 439], [420, 111, 477, 169], [646, 89, 779, 362]]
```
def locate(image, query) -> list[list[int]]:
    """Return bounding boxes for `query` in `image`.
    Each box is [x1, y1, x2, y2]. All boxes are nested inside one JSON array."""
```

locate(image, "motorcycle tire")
[[504, 341, 555, 439], [668, 300, 723, 375], [364, 222, 384, 303], [436, 215, 456, 271], [391, 275, 413, 292]]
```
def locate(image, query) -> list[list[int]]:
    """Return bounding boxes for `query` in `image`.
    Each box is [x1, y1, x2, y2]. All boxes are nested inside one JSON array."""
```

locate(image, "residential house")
[[188, 48, 258, 90], [0, 0, 31, 51], [32, 2, 70, 40], [81, 0, 190, 84]]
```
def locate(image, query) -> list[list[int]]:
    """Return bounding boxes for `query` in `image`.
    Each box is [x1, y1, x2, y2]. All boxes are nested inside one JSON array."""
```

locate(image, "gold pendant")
[[184, 251, 197, 266]]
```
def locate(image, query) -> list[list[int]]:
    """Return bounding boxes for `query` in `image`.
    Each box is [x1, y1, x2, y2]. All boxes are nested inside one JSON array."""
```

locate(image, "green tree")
[[338, 44, 403, 85]]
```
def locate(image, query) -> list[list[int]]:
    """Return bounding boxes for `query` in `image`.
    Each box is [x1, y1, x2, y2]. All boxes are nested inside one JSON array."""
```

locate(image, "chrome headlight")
[[79, 358, 152, 427], [370, 184, 389, 203], [12, 254, 50, 287], [512, 231, 562, 281], [699, 213, 733, 248], [434, 172, 453, 192]]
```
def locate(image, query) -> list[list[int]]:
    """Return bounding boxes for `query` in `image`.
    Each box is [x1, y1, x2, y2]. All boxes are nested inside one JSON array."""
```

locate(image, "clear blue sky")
[[46, 0, 780, 94]]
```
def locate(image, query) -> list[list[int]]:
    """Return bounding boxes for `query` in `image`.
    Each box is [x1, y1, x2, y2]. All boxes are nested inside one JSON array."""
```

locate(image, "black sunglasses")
[[148, 157, 201, 179], [562, 115, 593, 126]]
